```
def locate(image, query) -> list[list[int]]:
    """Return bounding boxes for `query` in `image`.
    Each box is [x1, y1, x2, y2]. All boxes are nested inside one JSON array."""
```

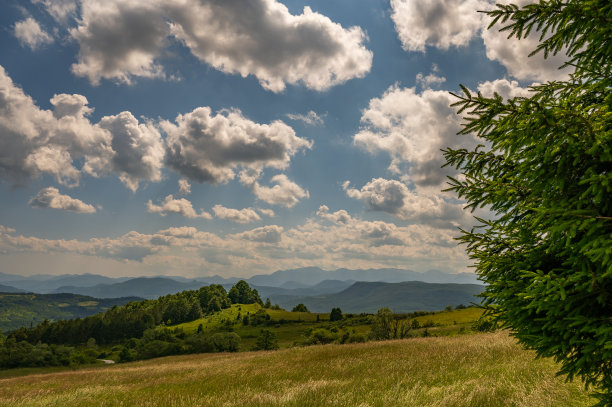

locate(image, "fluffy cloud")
[[343, 178, 468, 227], [96, 112, 165, 192], [14, 18, 53, 50], [390, 0, 571, 82], [0, 65, 165, 190], [68, 0, 372, 91], [415, 68, 446, 89], [481, 25, 571, 82], [390, 0, 487, 52], [212, 205, 261, 224], [70, 0, 169, 85], [354, 85, 474, 187], [234, 225, 283, 244], [162, 107, 311, 184], [244, 174, 309, 208], [29, 187, 96, 213], [147, 195, 212, 219], [476, 78, 532, 100], [285, 111, 325, 126]]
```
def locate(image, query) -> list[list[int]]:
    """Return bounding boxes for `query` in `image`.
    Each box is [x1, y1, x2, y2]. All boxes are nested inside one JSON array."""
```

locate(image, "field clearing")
[[0, 332, 593, 407]]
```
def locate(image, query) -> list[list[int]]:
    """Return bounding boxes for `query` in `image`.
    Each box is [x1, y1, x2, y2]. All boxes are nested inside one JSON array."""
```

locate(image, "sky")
[[0, 0, 569, 279]]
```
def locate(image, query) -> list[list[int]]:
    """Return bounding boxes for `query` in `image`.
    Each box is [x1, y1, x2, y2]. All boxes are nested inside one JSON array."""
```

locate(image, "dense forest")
[[0, 281, 263, 368]]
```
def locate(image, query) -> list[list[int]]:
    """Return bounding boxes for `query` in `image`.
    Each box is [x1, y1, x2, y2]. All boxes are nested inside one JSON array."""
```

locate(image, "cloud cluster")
[[0, 66, 164, 190], [147, 195, 212, 219], [29, 187, 96, 213], [0, 66, 309, 205], [390, 0, 487, 52], [390, 0, 571, 82], [162, 107, 311, 184], [481, 26, 571, 82], [244, 174, 310, 208], [354, 85, 474, 187], [477, 78, 532, 100], [65, 0, 372, 91], [233, 225, 283, 243], [212, 205, 261, 224], [0, 205, 470, 275], [343, 178, 468, 227], [14, 18, 54, 50]]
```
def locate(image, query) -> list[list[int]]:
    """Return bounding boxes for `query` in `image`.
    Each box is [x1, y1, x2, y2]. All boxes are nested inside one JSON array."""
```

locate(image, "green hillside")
[[0, 332, 593, 407], [0, 293, 142, 332]]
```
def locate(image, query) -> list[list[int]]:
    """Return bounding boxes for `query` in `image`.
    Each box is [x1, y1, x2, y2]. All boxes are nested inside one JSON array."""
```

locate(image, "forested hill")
[[0, 293, 142, 332]]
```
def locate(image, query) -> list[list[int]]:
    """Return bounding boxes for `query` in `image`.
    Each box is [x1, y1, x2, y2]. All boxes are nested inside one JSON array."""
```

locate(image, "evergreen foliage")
[[443, 1, 611, 402]]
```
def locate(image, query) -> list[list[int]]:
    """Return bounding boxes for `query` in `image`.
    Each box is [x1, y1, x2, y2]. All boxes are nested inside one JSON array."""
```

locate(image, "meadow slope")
[[0, 332, 593, 407]]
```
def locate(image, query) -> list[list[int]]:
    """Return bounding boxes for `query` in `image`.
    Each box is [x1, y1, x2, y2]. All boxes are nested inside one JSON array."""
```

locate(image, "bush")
[[292, 304, 309, 313], [252, 330, 279, 351]]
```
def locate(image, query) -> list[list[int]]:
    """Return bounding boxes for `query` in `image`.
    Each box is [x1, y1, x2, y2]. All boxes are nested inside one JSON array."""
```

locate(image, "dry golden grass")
[[0, 332, 593, 407]]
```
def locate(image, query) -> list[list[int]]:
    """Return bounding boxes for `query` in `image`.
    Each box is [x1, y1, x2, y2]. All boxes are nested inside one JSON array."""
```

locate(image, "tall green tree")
[[371, 308, 393, 341], [228, 281, 263, 305], [443, 1, 611, 403]]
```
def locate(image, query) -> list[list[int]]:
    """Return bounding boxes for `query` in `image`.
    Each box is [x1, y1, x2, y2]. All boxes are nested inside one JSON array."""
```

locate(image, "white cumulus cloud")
[[68, 0, 372, 91], [243, 174, 309, 208], [147, 195, 212, 218], [390, 0, 487, 52], [234, 225, 283, 244], [29, 187, 96, 213], [162, 107, 311, 184], [0, 65, 165, 190], [343, 178, 468, 227], [212, 205, 261, 223], [354, 85, 474, 187]]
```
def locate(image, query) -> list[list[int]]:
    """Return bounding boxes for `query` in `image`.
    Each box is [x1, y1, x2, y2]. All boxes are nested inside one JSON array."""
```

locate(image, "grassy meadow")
[[167, 304, 483, 351], [0, 331, 593, 407]]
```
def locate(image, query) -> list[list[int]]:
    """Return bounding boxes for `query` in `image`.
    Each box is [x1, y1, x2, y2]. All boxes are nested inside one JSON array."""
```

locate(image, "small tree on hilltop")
[[329, 307, 343, 322], [443, 1, 611, 403], [291, 303, 309, 313]]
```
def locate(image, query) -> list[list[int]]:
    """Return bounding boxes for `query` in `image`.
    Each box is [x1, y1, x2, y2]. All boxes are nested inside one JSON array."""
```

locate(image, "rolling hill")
[[0, 293, 142, 332]]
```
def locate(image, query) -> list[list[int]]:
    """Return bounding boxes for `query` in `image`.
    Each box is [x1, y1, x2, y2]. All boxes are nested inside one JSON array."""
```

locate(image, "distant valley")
[[0, 293, 142, 332]]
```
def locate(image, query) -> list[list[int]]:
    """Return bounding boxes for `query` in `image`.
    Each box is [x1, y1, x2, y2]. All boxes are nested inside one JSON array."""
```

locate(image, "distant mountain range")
[[0, 284, 26, 293], [52, 277, 205, 299], [269, 281, 485, 313], [0, 268, 481, 297]]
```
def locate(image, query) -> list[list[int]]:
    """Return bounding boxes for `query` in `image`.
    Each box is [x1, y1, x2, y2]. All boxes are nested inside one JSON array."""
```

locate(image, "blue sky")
[[0, 0, 568, 278]]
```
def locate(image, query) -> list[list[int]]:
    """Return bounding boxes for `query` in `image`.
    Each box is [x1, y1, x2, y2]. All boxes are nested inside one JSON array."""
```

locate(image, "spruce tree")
[[443, 1, 611, 403]]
